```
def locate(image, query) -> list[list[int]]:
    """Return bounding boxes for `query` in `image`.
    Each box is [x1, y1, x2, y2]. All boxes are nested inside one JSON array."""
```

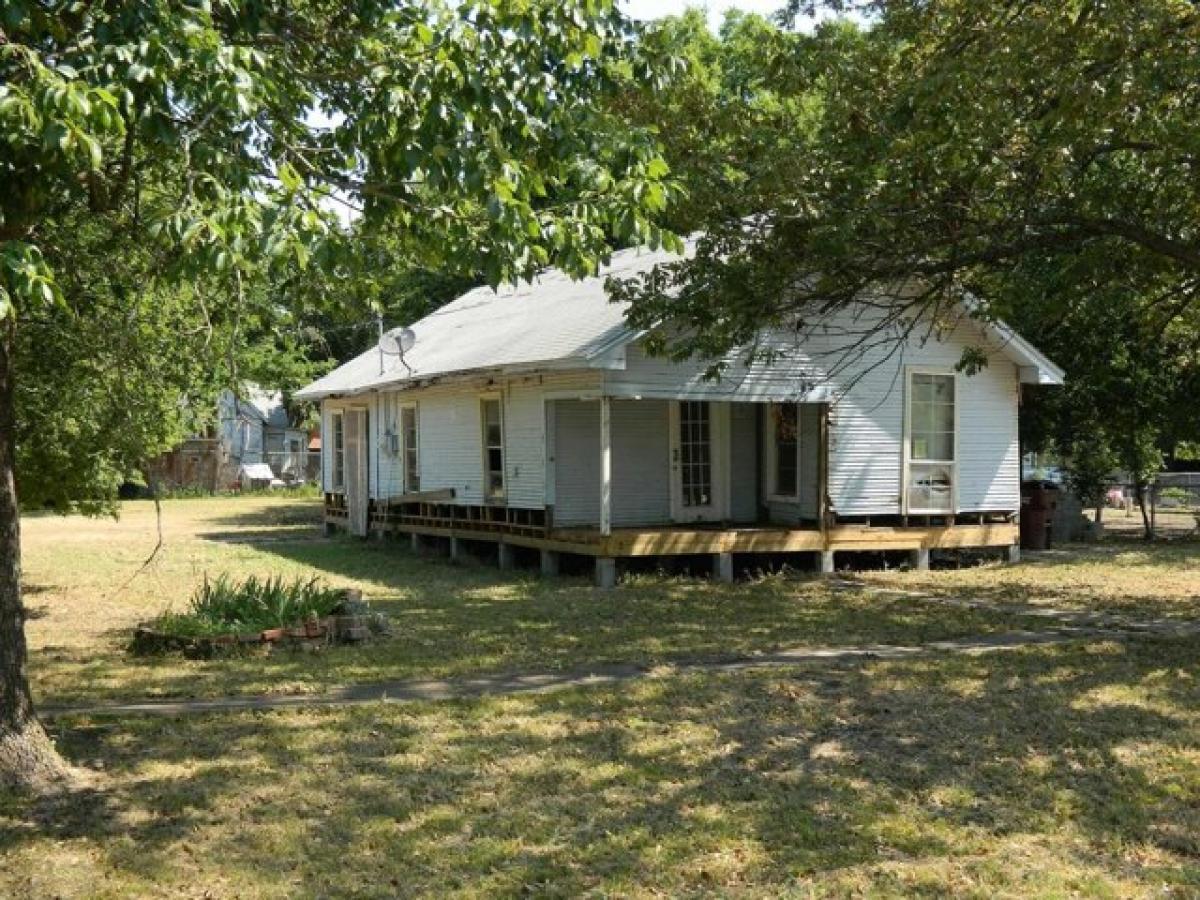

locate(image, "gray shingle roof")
[[294, 242, 685, 400], [294, 239, 1065, 401]]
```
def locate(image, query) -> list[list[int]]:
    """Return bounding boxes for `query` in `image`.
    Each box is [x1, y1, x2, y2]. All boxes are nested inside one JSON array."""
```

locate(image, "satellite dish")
[[379, 326, 416, 356]]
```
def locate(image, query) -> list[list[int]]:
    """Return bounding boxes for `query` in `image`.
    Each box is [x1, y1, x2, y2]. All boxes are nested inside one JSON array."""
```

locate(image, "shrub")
[[152, 574, 345, 637]]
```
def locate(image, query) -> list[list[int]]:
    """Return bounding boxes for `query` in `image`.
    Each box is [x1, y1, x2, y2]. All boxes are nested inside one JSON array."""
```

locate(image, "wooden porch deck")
[[329, 494, 1019, 584], [351, 512, 1017, 559], [548, 522, 1018, 557]]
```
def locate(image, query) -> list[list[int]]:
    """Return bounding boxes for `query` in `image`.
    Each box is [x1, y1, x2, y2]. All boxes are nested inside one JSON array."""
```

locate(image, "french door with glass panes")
[[904, 369, 957, 514], [668, 400, 728, 522]]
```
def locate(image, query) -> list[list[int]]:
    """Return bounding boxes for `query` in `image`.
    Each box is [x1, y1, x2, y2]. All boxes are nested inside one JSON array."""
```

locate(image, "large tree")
[[0, 0, 674, 791], [613, 1, 1200, 368]]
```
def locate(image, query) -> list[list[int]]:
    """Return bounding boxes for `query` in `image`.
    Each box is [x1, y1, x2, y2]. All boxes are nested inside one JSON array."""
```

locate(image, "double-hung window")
[[481, 396, 505, 500], [906, 371, 956, 513], [400, 402, 420, 493], [330, 411, 345, 491], [767, 403, 801, 498]]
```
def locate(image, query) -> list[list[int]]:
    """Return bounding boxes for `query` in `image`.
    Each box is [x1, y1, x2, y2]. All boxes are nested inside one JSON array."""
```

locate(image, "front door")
[[344, 408, 370, 536], [669, 400, 727, 522]]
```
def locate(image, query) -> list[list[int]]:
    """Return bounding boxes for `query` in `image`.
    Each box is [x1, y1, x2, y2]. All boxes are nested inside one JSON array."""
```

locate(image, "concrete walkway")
[[42, 620, 1198, 719]]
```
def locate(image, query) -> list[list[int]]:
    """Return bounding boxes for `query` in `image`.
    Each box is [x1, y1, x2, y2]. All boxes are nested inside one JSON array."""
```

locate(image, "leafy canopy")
[[612, 1, 1200, 371], [0, 0, 680, 508]]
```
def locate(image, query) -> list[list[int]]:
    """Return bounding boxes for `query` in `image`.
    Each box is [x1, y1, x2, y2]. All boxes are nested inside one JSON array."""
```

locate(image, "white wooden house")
[[295, 244, 1063, 586]]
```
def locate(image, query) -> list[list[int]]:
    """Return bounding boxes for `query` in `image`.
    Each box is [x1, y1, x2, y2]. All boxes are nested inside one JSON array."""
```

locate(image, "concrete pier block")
[[449, 536, 462, 561], [910, 547, 930, 571], [818, 550, 836, 574], [410, 532, 421, 553], [713, 551, 734, 583], [540, 550, 560, 577], [1007, 543, 1021, 564], [595, 557, 617, 589], [498, 542, 515, 571]]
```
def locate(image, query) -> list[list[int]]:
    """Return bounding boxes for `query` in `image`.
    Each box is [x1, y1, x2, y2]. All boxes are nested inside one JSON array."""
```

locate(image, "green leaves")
[[0, 243, 60, 313], [0, 0, 687, 519]]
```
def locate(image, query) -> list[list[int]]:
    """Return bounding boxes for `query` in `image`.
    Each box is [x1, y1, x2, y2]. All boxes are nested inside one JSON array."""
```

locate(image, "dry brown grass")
[[859, 538, 1200, 619], [24, 497, 1055, 707], [2, 639, 1197, 898], [7, 497, 1200, 897]]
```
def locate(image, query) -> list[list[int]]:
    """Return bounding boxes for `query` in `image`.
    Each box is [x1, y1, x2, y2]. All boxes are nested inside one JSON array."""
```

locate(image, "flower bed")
[[131, 575, 389, 657]]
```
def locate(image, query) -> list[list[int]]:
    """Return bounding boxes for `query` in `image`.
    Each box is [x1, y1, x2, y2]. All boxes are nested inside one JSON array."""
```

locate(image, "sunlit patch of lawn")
[[857, 534, 1200, 620]]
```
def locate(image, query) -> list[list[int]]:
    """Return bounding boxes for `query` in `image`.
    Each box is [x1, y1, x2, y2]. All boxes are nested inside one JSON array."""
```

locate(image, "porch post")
[[818, 403, 831, 531], [600, 395, 612, 537]]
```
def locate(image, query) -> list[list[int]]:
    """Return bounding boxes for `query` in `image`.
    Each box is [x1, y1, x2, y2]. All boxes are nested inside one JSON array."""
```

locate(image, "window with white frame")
[[481, 396, 505, 500], [906, 372, 956, 513], [401, 402, 420, 492], [330, 411, 345, 491], [767, 403, 801, 498]]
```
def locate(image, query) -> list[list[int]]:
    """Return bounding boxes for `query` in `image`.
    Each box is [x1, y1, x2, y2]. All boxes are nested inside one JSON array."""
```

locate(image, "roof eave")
[[294, 354, 622, 402], [985, 319, 1066, 386]]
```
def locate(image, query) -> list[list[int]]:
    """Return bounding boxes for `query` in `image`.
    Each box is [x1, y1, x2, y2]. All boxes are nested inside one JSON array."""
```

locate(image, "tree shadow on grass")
[[28, 528, 1069, 710], [8, 637, 1197, 895], [189, 497, 325, 543], [202, 497, 325, 528], [29, 543, 1023, 712]]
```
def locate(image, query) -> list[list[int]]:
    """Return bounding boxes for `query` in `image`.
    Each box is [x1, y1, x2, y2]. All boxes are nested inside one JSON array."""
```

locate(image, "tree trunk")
[[0, 317, 72, 792], [1136, 482, 1154, 541]]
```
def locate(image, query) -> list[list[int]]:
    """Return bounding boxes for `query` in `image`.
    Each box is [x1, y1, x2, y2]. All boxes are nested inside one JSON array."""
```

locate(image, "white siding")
[[368, 393, 381, 500], [604, 340, 824, 402], [351, 372, 599, 508], [504, 382, 549, 508], [375, 393, 403, 498], [320, 401, 341, 493], [824, 319, 1020, 516], [316, 307, 1020, 519]]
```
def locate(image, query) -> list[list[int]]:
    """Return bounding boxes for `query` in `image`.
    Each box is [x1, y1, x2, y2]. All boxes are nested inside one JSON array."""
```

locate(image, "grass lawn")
[[859, 538, 1200, 619], [8, 496, 1199, 897], [20, 497, 1068, 707], [2, 639, 1196, 897]]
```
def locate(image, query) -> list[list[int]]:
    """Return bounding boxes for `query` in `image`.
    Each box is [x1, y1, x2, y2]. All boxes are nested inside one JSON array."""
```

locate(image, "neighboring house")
[[295, 244, 1064, 586], [150, 386, 310, 490], [217, 387, 308, 481]]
